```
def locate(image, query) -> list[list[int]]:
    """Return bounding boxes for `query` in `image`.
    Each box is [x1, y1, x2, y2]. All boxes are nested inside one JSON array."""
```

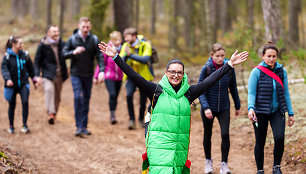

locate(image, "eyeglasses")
[[167, 70, 184, 77]]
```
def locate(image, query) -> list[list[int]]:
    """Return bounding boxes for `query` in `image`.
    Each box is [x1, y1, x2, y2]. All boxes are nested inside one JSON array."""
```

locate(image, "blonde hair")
[[79, 16, 90, 23], [210, 43, 225, 56], [109, 31, 122, 40]]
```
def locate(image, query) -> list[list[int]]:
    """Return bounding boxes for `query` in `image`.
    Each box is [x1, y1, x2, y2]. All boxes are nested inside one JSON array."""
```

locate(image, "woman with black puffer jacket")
[[1, 36, 37, 134], [198, 43, 241, 174]]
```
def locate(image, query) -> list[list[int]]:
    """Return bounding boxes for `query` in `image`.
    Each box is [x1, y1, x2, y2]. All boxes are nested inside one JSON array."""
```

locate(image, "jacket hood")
[[159, 73, 190, 99], [259, 61, 283, 69], [6, 48, 23, 56]]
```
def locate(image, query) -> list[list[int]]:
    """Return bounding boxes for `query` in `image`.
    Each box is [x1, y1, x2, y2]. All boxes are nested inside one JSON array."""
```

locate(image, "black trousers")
[[105, 79, 122, 112], [8, 85, 30, 127], [253, 109, 285, 170], [201, 109, 230, 162]]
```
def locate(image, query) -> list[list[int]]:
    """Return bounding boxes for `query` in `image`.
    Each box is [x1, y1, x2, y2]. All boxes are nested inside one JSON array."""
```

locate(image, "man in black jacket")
[[62, 17, 105, 137], [34, 25, 68, 125]]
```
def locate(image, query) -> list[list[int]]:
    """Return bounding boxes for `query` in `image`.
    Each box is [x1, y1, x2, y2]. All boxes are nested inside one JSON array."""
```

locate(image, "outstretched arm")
[[99, 41, 156, 100], [189, 50, 248, 101]]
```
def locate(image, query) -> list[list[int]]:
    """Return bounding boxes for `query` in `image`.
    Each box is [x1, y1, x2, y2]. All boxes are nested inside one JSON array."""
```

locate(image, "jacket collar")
[[159, 73, 190, 99]]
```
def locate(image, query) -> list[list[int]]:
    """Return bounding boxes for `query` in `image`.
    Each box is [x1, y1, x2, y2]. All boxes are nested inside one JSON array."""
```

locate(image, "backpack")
[[141, 39, 159, 64]]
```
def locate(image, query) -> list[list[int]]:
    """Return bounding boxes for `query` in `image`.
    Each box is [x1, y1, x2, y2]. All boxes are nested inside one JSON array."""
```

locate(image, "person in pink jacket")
[[94, 31, 123, 124]]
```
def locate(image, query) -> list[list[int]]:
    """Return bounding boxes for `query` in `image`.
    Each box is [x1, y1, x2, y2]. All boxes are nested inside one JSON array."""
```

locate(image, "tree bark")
[[261, 0, 283, 43], [59, 0, 65, 38], [151, 0, 156, 34], [183, 0, 194, 50], [30, 0, 39, 19], [168, 0, 179, 52], [204, 0, 213, 49], [46, 0, 52, 30], [209, 0, 217, 43], [221, 0, 232, 34], [70, 0, 81, 17], [288, 0, 301, 48], [113, 0, 132, 34], [247, 0, 254, 30]]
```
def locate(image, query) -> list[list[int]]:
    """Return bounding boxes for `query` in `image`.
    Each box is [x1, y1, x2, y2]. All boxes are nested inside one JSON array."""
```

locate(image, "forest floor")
[[0, 59, 305, 174]]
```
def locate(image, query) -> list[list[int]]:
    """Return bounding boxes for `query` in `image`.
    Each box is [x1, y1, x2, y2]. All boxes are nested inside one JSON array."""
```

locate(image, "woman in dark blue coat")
[[1, 36, 37, 134], [198, 43, 241, 174]]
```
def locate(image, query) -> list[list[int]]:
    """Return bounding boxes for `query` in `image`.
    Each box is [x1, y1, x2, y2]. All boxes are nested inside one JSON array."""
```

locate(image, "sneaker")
[[110, 112, 117, 125], [220, 161, 231, 174], [21, 126, 30, 134], [139, 119, 145, 128], [75, 128, 83, 137], [82, 128, 92, 135], [128, 120, 136, 130], [48, 114, 55, 124], [257, 170, 264, 174], [8, 126, 14, 134], [205, 159, 213, 174], [272, 165, 282, 174]]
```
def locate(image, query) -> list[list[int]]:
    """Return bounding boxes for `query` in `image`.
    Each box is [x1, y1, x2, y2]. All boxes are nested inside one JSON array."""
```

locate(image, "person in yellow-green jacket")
[[120, 27, 154, 129]]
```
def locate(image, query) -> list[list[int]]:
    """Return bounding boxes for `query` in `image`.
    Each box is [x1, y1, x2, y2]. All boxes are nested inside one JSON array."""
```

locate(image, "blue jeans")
[[126, 78, 147, 121], [71, 76, 93, 129]]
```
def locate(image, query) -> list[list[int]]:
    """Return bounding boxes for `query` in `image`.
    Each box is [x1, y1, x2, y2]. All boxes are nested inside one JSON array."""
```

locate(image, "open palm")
[[98, 41, 117, 57], [230, 50, 249, 66]]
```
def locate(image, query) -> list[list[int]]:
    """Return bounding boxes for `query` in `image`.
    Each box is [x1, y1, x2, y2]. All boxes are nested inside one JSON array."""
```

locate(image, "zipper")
[[218, 80, 221, 112]]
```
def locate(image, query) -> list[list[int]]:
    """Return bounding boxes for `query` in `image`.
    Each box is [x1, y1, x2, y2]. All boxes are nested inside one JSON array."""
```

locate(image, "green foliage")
[[0, 151, 8, 159], [89, 0, 110, 40]]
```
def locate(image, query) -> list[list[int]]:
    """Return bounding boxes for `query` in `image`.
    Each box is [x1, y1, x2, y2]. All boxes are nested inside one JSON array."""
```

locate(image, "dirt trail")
[[0, 73, 302, 173]]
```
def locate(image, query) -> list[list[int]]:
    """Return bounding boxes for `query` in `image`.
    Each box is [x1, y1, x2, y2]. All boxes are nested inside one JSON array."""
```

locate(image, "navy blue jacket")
[[198, 58, 240, 112], [1, 49, 35, 88]]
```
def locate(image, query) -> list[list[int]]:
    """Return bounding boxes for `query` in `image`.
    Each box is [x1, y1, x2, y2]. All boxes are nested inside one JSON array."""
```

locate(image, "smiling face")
[[48, 26, 60, 41], [165, 63, 184, 86], [262, 49, 277, 69], [124, 34, 137, 45], [211, 49, 225, 65]]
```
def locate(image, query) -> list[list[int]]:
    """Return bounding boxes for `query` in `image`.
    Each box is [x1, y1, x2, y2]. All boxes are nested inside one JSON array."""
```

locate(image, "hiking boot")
[[21, 126, 30, 134], [205, 159, 213, 174], [110, 111, 117, 125], [82, 128, 92, 135], [257, 170, 264, 174], [272, 165, 282, 174], [48, 114, 55, 124], [75, 128, 83, 137], [128, 120, 136, 130], [220, 162, 231, 174], [8, 126, 14, 134]]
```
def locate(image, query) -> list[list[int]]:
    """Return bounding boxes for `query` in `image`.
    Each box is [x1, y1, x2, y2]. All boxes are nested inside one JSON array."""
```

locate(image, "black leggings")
[[201, 109, 230, 162], [8, 85, 30, 127], [253, 109, 285, 170], [105, 79, 122, 112]]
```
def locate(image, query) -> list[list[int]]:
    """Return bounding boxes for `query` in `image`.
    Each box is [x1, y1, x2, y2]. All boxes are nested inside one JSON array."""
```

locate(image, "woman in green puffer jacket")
[[99, 42, 248, 174]]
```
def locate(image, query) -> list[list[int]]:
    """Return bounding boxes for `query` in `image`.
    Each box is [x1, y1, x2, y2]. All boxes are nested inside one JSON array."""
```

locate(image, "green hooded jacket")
[[146, 73, 191, 174]]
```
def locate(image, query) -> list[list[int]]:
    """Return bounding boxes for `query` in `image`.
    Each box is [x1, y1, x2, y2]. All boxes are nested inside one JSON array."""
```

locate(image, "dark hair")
[[123, 27, 137, 36], [5, 36, 21, 50], [262, 41, 278, 55], [47, 24, 58, 31], [166, 59, 184, 71], [211, 43, 225, 56]]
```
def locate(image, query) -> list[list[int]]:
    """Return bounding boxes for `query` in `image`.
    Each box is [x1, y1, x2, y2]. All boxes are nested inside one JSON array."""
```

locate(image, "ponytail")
[[5, 36, 20, 50]]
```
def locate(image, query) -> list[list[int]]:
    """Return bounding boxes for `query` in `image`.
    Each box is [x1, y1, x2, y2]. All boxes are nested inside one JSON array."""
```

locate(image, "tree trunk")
[[59, 0, 65, 38], [168, 0, 179, 52], [209, 0, 217, 43], [204, 0, 213, 49], [90, 0, 110, 39], [46, 0, 52, 30], [183, 0, 194, 50], [11, 0, 18, 17], [247, 0, 254, 30], [261, 0, 283, 43], [151, 0, 156, 34], [18, 0, 30, 19], [30, 0, 39, 19], [113, 0, 132, 34], [288, 0, 301, 48], [70, 0, 81, 17], [135, 0, 139, 30], [157, 0, 164, 18], [221, 0, 232, 34]]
